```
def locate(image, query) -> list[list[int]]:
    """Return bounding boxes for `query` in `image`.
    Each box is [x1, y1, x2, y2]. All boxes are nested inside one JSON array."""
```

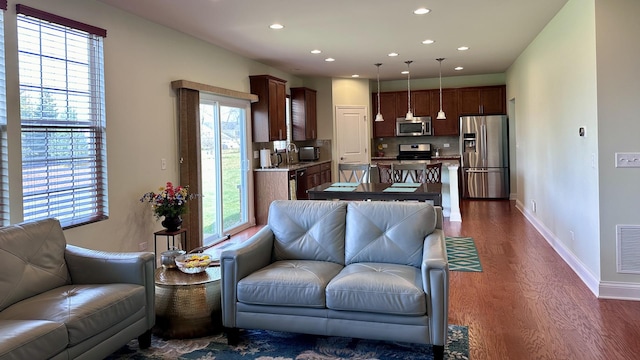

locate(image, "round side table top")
[[155, 266, 221, 286]]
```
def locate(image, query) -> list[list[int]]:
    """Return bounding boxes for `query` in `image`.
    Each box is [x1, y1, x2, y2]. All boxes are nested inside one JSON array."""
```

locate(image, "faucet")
[[286, 143, 298, 164]]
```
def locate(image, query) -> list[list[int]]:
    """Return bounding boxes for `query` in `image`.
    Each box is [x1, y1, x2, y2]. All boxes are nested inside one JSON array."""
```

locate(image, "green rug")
[[107, 325, 468, 359], [446, 237, 482, 272]]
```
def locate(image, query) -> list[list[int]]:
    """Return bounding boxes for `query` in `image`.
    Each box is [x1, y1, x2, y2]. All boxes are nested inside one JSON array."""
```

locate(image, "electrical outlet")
[[161, 158, 167, 170], [138, 242, 147, 251], [443, 143, 450, 148], [531, 200, 536, 213], [615, 152, 640, 168], [570, 231, 575, 242], [382, 144, 388, 149], [254, 150, 260, 159]]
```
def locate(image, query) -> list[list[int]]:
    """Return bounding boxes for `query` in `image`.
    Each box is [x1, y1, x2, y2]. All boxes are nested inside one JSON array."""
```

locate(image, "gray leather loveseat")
[[0, 218, 155, 360], [221, 200, 449, 359]]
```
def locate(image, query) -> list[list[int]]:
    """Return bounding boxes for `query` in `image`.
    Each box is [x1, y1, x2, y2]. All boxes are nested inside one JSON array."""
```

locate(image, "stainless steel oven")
[[396, 117, 432, 136]]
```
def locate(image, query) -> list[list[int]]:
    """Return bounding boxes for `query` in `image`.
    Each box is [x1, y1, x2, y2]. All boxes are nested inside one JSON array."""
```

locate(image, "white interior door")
[[335, 106, 368, 164]]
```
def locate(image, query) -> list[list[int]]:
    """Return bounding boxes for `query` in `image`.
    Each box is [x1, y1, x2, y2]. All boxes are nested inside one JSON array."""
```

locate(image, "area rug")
[[107, 325, 468, 360], [445, 237, 482, 272]]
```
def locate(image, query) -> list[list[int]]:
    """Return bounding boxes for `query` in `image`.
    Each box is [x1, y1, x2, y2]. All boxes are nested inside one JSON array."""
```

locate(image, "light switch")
[[615, 152, 640, 168]]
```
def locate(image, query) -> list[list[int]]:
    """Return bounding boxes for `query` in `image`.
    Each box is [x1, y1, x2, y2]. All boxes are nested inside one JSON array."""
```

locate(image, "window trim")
[[16, 4, 106, 37]]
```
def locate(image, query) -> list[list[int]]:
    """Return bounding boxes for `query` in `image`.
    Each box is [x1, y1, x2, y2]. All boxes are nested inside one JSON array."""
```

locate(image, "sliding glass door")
[[199, 94, 250, 245]]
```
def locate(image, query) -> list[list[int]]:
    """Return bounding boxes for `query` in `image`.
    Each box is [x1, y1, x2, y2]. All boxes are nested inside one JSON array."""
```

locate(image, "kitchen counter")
[[371, 155, 461, 161], [254, 159, 332, 172]]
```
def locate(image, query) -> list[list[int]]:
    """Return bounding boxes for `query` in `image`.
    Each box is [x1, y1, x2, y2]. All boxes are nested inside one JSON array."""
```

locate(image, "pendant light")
[[436, 58, 446, 120], [374, 63, 384, 122], [405, 60, 413, 120]]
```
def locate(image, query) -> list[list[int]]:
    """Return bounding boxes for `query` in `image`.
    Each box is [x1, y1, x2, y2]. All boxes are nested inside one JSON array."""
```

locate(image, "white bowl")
[[174, 254, 212, 274]]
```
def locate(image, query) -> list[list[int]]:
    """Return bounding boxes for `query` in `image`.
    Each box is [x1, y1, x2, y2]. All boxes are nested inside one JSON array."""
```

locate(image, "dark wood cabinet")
[[320, 162, 332, 184], [291, 87, 317, 141], [458, 85, 506, 115], [430, 88, 459, 136], [412, 90, 431, 117], [249, 75, 287, 142], [372, 92, 397, 138]]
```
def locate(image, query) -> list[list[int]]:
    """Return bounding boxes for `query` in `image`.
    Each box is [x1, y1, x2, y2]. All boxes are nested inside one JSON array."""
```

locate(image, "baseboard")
[[515, 200, 601, 298], [598, 281, 640, 300]]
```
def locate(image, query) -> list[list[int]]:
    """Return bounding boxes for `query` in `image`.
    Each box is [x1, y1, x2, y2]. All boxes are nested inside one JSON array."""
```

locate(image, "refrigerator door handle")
[[481, 124, 488, 164]]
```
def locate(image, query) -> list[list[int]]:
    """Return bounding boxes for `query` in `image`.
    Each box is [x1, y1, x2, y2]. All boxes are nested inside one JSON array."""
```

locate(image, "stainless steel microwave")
[[396, 117, 432, 136]]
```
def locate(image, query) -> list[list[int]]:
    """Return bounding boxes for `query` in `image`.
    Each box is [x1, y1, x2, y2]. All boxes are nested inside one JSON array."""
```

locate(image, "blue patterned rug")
[[446, 237, 482, 272], [107, 325, 468, 359]]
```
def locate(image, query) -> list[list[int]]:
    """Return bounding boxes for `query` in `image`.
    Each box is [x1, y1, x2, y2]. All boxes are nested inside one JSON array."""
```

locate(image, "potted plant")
[[140, 181, 197, 231]]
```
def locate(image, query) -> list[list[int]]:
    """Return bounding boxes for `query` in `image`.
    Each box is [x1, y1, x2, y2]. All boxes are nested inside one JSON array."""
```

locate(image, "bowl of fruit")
[[174, 253, 212, 274]]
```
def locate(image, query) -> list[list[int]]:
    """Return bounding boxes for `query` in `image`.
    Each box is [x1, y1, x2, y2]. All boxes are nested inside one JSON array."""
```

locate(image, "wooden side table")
[[154, 228, 187, 254], [153, 266, 221, 339]]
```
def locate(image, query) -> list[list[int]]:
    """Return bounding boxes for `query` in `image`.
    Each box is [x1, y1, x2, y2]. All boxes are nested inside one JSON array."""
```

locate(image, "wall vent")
[[617, 225, 640, 274]]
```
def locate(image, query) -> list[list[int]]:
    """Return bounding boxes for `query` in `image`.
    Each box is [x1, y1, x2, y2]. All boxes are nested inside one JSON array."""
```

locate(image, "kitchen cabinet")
[[320, 162, 332, 183], [430, 88, 459, 136], [305, 164, 322, 198], [372, 92, 397, 138], [412, 90, 431, 117], [291, 87, 317, 141], [249, 75, 287, 142], [458, 85, 506, 115]]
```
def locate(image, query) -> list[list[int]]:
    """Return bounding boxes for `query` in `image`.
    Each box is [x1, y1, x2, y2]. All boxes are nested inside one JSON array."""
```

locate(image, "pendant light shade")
[[374, 63, 384, 122], [405, 60, 413, 120], [436, 58, 446, 120]]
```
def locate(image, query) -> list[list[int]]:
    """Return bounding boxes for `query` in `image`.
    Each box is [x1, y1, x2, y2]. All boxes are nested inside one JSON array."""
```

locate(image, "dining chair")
[[376, 163, 394, 183], [338, 163, 371, 183], [391, 163, 427, 183], [423, 162, 442, 184]]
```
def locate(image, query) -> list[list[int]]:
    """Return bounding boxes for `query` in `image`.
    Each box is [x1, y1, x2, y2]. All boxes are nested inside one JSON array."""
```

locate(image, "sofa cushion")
[[0, 283, 144, 346], [0, 219, 71, 312], [326, 262, 426, 316], [344, 202, 436, 267], [237, 260, 343, 308], [269, 200, 347, 264], [0, 320, 67, 360]]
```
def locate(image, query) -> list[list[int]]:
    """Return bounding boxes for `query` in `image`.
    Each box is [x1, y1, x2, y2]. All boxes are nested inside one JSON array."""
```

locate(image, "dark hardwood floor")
[[447, 200, 640, 360], [227, 200, 640, 359]]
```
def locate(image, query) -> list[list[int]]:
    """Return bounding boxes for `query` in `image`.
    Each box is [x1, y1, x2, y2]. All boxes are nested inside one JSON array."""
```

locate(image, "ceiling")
[[98, 0, 568, 81]]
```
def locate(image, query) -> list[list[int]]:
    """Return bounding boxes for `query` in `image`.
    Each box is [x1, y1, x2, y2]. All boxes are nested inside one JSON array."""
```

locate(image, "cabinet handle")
[[279, 129, 282, 139]]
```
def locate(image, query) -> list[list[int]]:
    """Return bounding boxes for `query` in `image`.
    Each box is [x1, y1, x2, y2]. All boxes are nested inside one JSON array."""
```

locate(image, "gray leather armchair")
[[221, 200, 449, 359], [0, 218, 155, 360]]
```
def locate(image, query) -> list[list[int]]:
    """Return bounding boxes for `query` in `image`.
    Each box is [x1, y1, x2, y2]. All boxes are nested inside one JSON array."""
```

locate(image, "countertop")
[[371, 154, 461, 161], [254, 159, 332, 172]]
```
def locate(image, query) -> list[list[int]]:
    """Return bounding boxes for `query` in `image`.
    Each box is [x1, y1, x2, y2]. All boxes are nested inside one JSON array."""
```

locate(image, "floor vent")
[[617, 225, 640, 274]]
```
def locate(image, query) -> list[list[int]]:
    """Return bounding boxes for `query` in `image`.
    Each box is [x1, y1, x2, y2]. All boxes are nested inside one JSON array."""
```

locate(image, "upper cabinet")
[[458, 85, 506, 115], [372, 92, 398, 138], [250, 75, 287, 142], [430, 88, 459, 136], [412, 91, 431, 117], [291, 87, 317, 141]]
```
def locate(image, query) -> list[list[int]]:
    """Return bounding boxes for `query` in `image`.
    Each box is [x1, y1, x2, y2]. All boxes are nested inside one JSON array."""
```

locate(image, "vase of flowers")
[[140, 182, 197, 231]]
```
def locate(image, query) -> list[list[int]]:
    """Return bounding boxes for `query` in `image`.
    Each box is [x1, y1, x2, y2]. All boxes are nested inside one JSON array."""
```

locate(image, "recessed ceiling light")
[[455, 66, 464, 71], [269, 23, 284, 30], [414, 8, 430, 15], [352, 74, 360, 78], [422, 39, 435, 45], [457, 46, 470, 51], [388, 52, 399, 57], [311, 49, 321, 54], [401, 70, 409, 75], [325, 58, 335, 62]]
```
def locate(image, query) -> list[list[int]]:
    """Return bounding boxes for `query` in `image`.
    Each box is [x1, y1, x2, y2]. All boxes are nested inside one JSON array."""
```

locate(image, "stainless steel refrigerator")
[[460, 115, 509, 199]]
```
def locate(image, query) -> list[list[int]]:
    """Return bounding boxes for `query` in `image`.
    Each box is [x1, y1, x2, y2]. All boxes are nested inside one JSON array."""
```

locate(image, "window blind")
[[17, 8, 108, 227], [0, 7, 8, 226]]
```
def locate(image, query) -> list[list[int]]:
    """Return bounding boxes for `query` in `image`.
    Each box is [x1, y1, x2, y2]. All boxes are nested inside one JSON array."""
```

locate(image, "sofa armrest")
[[421, 228, 449, 347], [220, 226, 274, 328], [65, 245, 156, 330]]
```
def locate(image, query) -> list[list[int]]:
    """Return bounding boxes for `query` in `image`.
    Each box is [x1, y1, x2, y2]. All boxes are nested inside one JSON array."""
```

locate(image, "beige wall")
[[595, 0, 640, 285]]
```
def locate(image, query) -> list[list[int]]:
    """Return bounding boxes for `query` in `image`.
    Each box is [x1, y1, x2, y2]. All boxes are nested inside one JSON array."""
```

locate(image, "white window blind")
[[17, 5, 108, 227], [0, 2, 8, 226]]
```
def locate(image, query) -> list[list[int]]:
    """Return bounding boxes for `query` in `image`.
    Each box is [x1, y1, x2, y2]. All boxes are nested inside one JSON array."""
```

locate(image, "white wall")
[[4, 0, 303, 251], [506, 0, 601, 288], [595, 0, 640, 288]]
